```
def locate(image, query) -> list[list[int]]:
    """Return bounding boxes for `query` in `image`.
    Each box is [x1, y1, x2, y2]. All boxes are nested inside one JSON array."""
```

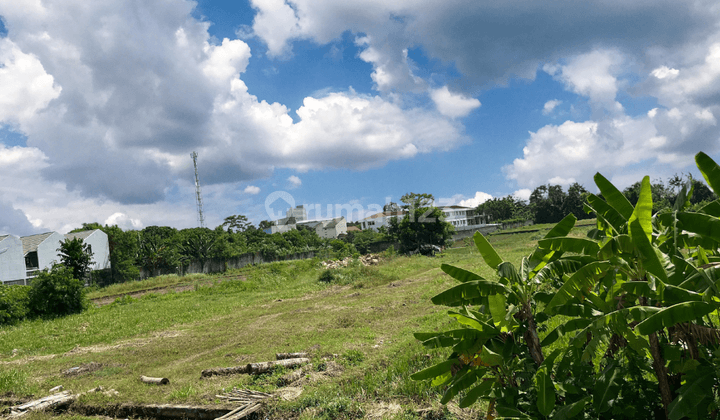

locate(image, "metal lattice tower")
[[191, 151, 205, 228]]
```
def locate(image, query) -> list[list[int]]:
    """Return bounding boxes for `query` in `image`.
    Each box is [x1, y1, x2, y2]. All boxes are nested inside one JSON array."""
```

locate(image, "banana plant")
[[542, 157, 720, 419], [412, 214, 599, 418]]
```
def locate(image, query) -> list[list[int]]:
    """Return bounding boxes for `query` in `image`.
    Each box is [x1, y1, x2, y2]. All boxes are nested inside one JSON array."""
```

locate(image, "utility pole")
[[191, 151, 205, 228]]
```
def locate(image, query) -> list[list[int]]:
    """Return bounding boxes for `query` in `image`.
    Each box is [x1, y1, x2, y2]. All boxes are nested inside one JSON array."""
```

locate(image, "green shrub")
[[318, 269, 337, 283], [28, 264, 87, 318], [0, 285, 30, 325]]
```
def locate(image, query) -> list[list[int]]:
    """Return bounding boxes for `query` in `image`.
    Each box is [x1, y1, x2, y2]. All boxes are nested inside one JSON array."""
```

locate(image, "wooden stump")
[[140, 376, 169, 385]]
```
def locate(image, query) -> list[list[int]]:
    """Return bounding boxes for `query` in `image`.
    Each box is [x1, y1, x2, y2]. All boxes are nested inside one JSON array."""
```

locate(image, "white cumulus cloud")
[[459, 191, 492, 208], [287, 175, 302, 188], [244, 185, 261, 194], [430, 86, 481, 119], [542, 99, 562, 115]]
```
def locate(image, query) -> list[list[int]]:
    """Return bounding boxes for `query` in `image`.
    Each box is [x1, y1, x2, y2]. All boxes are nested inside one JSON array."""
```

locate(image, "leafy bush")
[[318, 269, 337, 283], [0, 285, 30, 325], [28, 264, 87, 318]]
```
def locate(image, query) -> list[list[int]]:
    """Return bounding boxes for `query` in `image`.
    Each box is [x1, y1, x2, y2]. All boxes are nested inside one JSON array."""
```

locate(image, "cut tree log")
[[5, 391, 76, 419], [214, 402, 262, 420], [140, 376, 169, 385], [275, 352, 307, 360], [277, 364, 313, 386], [200, 365, 249, 378], [246, 357, 309, 374]]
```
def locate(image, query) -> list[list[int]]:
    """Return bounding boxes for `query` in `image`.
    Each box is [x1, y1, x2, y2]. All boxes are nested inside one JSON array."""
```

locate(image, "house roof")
[[0, 235, 7, 241], [65, 230, 97, 241], [361, 211, 406, 220], [20, 232, 56, 255], [346, 226, 361, 232], [323, 217, 344, 229], [439, 205, 473, 210]]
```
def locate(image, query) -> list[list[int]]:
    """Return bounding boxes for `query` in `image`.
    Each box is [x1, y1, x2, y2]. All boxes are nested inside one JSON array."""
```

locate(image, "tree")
[[28, 264, 87, 318], [400, 192, 435, 210], [102, 225, 140, 284], [137, 226, 180, 277], [383, 202, 401, 212], [258, 220, 274, 230], [179, 228, 218, 272], [221, 215, 251, 233], [390, 193, 453, 253], [58, 237, 93, 281]]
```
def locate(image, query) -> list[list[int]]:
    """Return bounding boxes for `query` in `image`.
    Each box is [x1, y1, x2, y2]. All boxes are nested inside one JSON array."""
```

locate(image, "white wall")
[[37, 232, 64, 271], [83, 230, 110, 270], [0, 236, 26, 283]]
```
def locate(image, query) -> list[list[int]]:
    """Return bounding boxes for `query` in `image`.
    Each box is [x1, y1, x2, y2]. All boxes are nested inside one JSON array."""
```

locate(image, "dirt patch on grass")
[[91, 276, 246, 307], [366, 401, 402, 419], [63, 362, 105, 376]]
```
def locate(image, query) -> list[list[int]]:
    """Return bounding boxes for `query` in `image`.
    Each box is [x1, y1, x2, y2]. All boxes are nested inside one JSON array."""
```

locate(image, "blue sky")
[[0, 0, 719, 234]]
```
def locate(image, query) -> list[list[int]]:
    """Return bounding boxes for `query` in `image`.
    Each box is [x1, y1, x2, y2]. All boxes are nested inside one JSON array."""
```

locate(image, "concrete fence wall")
[[138, 251, 319, 279]]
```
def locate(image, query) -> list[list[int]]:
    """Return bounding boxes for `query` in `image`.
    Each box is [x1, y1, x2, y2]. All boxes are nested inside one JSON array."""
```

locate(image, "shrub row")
[[0, 264, 87, 326]]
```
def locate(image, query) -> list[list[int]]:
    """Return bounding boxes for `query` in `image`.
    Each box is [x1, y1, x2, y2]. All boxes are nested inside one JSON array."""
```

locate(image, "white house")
[[0, 235, 26, 285], [264, 205, 307, 234], [298, 217, 347, 239], [359, 211, 407, 231], [20, 231, 64, 279], [64, 229, 110, 271], [439, 206, 482, 230]]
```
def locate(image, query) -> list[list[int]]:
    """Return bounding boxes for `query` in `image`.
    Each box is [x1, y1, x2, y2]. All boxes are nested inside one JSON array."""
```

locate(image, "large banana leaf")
[[629, 219, 669, 282], [537, 237, 600, 256], [497, 261, 521, 283], [441, 369, 477, 404], [458, 378, 494, 408], [586, 193, 627, 232], [696, 151, 720, 196], [545, 261, 611, 314], [410, 359, 459, 381], [552, 396, 591, 420], [675, 212, 720, 243], [598, 234, 634, 259], [440, 264, 484, 283], [431, 280, 510, 307], [545, 213, 577, 238], [662, 284, 704, 305], [627, 176, 653, 243], [541, 318, 593, 347], [594, 172, 634, 220], [667, 368, 715, 420], [699, 199, 720, 217], [593, 362, 621, 413], [474, 232, 503, 269], [635, 301, 718, 335], [535, 361, 556, 416], [533, 258, 586, 284], [448, 311, 500, 335]]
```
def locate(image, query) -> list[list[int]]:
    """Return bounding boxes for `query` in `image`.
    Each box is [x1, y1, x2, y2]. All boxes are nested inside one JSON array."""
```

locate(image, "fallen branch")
[[140, 376, 169, 385], [275, 352, 307, 360], [4, 392, 75, 419], [201, 365, 249, 378], [246, 357, 309, 374]]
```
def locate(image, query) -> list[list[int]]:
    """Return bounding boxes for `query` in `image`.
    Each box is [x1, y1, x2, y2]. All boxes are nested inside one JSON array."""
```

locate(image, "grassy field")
[[0, 222, 592, 420]]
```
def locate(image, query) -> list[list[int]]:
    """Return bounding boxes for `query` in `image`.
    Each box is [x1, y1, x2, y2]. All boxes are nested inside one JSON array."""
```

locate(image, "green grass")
[[0, 225, 593, 418]]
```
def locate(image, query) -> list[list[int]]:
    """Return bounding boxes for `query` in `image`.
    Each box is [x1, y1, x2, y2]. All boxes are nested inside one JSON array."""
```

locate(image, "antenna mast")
[[191, 151, 205, 228]]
